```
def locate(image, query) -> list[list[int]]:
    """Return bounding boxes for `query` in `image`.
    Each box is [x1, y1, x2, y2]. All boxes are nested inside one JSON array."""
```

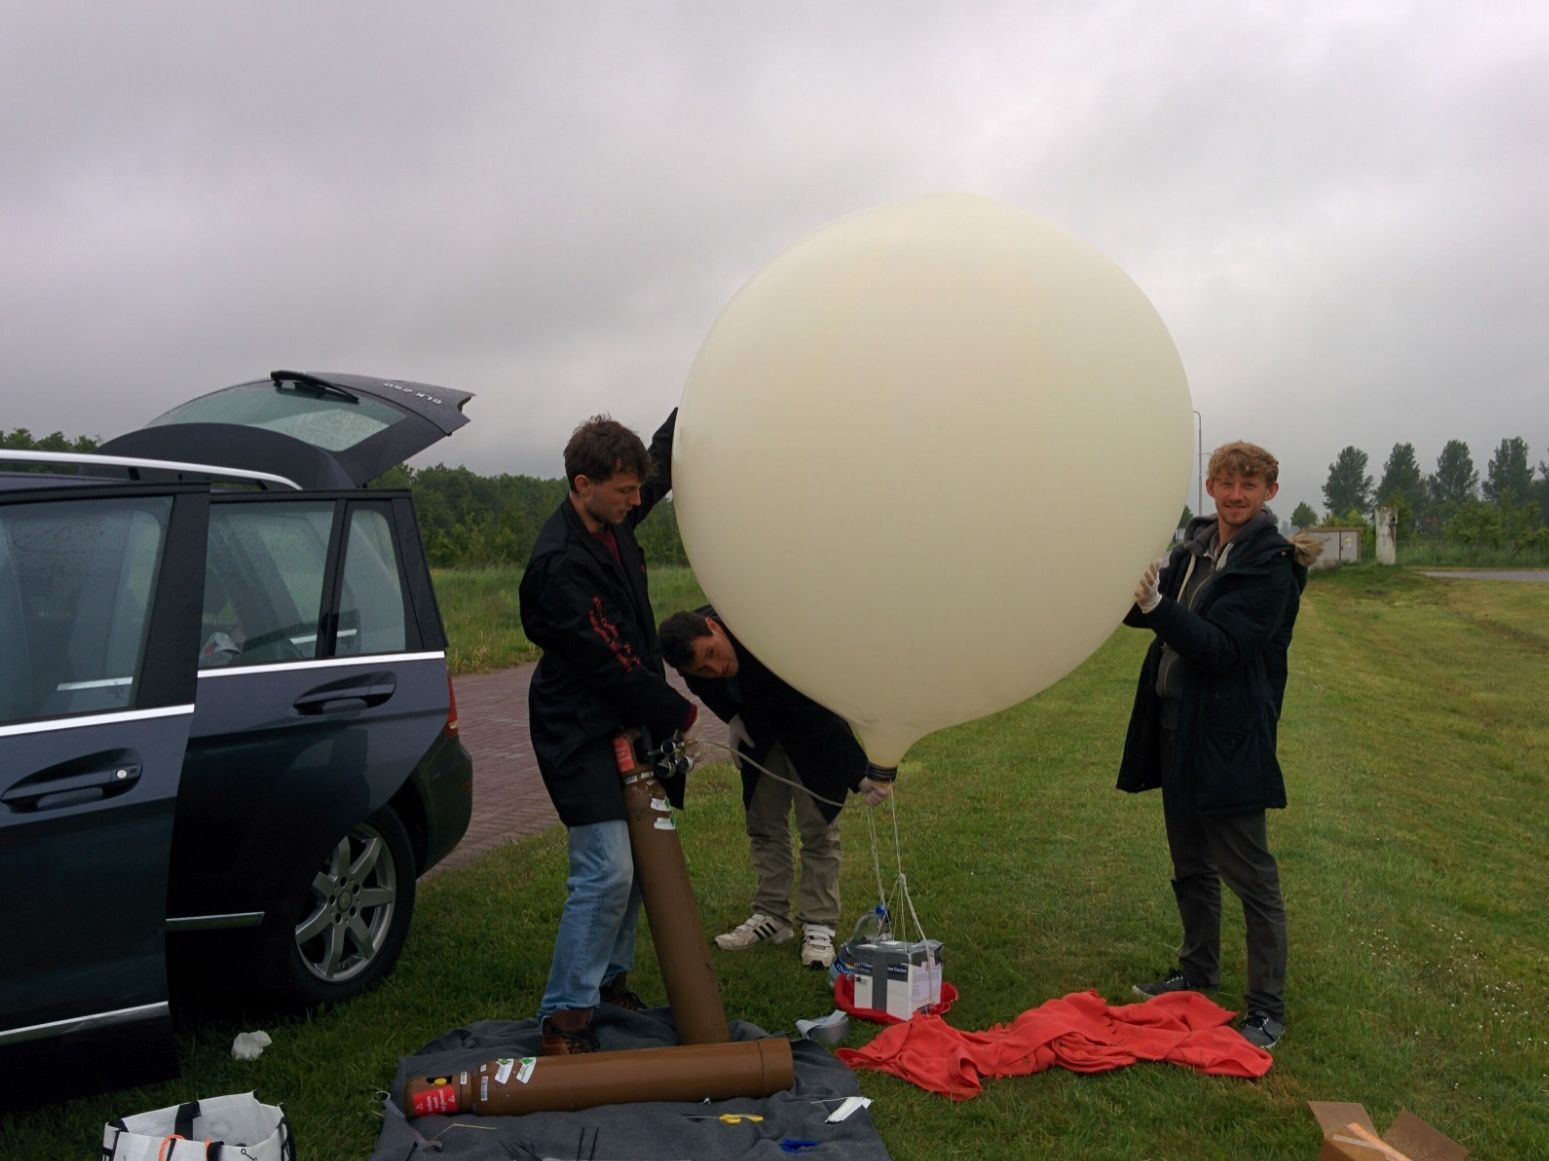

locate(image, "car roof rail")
[[0, 449, 302, 491]]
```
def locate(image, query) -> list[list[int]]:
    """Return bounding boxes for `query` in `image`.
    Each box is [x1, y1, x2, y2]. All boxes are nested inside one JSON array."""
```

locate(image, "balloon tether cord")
[[702, 736, 933, 957]]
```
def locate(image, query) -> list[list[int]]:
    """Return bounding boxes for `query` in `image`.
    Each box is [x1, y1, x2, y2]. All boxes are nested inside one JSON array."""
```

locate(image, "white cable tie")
[[825, 1096, 873, 1123]]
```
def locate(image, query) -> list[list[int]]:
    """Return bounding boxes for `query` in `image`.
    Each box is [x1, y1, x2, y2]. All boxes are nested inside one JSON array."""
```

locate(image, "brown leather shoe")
[[540, 1009, 599, 1055], [599, 973, 647, 1012]]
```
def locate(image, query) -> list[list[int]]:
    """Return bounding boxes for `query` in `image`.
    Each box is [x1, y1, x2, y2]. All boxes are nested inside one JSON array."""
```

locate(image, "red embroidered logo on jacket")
[[590, 597, 643, 671]]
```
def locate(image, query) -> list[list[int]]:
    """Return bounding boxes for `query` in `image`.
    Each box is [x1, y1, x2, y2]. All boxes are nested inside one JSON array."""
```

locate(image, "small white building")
[[1302, 527, 1362, 569]]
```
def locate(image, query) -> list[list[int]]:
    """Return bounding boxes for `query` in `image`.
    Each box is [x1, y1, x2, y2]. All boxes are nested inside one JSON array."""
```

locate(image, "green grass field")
[[4, 568, 1546, 1159]]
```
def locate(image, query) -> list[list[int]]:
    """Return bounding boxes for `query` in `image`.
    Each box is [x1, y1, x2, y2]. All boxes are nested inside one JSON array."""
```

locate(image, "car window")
[[335, 506, 408, 656], [201, 502, 333, 668], [0, 496, 170, 725], [149, 383, 403, 452]]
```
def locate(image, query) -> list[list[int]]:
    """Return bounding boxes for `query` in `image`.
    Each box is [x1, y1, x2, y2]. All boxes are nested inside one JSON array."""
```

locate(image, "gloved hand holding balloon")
[[674, 194, 1193, 769], [1135, 560, 1165, 614]]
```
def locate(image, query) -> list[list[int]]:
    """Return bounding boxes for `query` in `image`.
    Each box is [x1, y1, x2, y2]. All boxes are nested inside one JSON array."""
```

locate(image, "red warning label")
[[410, 1082, 460, 1116]]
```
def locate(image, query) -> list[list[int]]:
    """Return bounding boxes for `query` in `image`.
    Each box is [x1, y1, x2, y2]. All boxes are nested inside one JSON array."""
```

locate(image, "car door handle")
[[2, 764, 141, 811], [293, 680, 396, 714]]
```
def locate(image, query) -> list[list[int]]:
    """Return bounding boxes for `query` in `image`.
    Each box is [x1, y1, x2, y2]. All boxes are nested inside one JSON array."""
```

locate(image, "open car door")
[[0, 482, 208, 1105]]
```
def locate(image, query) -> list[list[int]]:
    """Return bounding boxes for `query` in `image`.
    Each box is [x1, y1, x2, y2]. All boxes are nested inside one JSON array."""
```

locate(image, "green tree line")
[[1, 427, 101, 469], [370, 463, 689, 569], [12, 426, 1543, 564], [1312, 437, 1549, 556]]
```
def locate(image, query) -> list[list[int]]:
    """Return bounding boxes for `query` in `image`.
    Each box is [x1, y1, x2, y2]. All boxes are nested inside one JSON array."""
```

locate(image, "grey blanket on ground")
[[368, 1007, 892, 1160]]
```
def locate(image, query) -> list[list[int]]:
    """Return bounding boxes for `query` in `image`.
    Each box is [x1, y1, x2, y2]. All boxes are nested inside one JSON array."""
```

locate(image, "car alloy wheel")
[[289, 805, 416, 998]]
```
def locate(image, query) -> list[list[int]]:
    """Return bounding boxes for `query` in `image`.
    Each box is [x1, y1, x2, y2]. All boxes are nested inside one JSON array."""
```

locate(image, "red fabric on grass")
[[834, 989, 1272, 1099]]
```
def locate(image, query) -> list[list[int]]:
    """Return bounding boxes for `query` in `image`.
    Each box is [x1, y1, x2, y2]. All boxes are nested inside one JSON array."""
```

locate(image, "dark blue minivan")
[[0, 371, 475, 1102]]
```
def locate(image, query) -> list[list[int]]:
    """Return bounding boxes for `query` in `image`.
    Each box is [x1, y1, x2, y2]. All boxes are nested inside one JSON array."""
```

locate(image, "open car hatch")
[[97, 370, 474, 489]]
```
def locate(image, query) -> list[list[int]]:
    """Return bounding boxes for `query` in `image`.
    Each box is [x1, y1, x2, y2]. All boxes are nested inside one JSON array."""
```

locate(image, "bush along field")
[[2, 567, 1545, 1159]]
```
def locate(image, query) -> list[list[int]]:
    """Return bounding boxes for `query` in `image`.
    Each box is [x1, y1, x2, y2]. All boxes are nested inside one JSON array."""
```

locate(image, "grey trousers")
[[1164, 809, 1287, 1020], [746, 745, 842, 929]]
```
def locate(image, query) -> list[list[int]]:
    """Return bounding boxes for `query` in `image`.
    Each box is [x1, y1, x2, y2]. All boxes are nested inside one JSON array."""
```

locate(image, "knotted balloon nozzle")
[[653, 731, 697, 780]]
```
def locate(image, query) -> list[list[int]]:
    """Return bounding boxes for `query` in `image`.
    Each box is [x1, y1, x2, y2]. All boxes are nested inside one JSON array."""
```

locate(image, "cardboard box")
[[1308, 1101, 1467, 1161], [851, 938, 943, 1020]]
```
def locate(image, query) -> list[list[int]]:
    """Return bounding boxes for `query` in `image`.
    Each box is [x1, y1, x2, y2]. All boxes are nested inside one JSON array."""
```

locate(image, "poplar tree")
[[1322, 446, 1372, 517], [1376, 442, 1425, 529], [1482, 437, 1534, 503], [1426, 440, 1477, 508]]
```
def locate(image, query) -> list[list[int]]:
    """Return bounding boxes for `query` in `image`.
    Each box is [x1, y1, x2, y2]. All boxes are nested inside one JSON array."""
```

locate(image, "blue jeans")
[[539, 820, 641, 1020]]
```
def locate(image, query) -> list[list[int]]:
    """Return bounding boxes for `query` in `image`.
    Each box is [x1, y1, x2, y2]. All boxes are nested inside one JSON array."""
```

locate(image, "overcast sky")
[[3, 0, 1545, 518]]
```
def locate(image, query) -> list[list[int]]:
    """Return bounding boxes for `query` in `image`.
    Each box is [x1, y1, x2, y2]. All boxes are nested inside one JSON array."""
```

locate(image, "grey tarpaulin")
[[369, 1006, 892, 1160]]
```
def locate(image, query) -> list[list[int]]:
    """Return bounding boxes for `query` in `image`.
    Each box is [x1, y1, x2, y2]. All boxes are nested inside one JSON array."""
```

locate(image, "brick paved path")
[[431, 664, 728, 875]]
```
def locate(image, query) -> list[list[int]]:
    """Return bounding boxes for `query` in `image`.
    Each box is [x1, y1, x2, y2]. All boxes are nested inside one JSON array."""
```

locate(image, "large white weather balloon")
[[674, 193, 1193, 768]]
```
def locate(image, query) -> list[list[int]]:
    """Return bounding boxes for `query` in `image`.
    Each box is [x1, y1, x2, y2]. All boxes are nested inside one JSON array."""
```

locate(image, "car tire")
[[267, 805, 417, 1007]]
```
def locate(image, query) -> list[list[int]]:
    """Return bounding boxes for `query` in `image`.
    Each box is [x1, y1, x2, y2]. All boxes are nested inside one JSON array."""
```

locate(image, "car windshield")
[[147, 383, 404, 452]]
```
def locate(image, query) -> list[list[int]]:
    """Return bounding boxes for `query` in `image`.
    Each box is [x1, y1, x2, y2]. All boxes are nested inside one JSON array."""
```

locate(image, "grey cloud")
[[1, 0, 1545, 518]]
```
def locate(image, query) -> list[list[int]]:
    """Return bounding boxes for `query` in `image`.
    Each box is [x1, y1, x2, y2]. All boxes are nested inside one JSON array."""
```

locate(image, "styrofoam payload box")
[[851, 939, 943, 1020]]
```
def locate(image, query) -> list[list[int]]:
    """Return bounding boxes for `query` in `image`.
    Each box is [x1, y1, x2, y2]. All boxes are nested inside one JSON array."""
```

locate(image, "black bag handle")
[[174, 1101, 201, 1141], [173, 1102, 227, 1160]]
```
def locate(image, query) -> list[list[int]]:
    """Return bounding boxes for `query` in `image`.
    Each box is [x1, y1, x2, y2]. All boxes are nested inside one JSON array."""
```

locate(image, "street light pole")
[[1191, 409, 1203, 515]]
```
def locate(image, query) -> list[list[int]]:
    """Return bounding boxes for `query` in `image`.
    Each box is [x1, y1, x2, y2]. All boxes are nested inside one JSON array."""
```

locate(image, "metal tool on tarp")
[[795, 1009, 851, 1046]]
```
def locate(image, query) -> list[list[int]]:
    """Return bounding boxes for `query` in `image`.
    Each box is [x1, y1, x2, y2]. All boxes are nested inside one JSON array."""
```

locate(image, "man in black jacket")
[[1117, 440, 1317, 1051], [659, 609, 893, 970], [519, 411, 698, 1055]]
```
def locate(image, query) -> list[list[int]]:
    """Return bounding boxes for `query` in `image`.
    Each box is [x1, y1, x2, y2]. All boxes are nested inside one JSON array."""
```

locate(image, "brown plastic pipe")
[[403, 1037, 795, 1117], [614, 733, 730, 1044]]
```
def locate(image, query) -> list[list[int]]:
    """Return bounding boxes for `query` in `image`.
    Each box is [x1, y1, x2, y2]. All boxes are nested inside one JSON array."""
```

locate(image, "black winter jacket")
[[519, 411, 692, 827], [682, 608, 868, 823], [1116, 511, 1309, 816]]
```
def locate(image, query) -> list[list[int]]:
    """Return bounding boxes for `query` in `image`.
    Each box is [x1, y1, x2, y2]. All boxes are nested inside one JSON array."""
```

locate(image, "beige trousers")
[[745, 745, 842, 929]]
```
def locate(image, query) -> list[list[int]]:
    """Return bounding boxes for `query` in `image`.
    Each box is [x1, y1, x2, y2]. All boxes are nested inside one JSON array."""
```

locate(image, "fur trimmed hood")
[[1290, 531, 1325, 568]]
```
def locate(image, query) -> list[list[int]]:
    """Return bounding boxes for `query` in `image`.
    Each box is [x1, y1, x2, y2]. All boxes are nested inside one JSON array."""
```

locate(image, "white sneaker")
[[715, 913, 794, 951], [801, 924, 837, 970]]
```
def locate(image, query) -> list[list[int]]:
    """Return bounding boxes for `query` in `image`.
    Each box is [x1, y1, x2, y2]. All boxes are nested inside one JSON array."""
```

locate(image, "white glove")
[[726, 715, 752, 770], [1134, 558, 1164, 614]]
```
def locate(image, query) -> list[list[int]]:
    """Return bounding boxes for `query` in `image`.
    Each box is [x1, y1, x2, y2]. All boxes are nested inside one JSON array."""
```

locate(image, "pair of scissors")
[[682, 1113, 765, 1125]]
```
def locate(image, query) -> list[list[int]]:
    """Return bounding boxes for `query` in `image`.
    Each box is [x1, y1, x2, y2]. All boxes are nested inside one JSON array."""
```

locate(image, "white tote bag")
[[101, 1092, 295, 1161]]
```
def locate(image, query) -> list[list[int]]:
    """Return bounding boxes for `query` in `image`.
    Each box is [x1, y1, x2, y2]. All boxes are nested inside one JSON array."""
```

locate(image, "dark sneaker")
[[600, 974, 648, 1012], [540, 1011, 600, 1056], [1132, 967, 1211, 998], [1239, 1011, 1285, 1050]]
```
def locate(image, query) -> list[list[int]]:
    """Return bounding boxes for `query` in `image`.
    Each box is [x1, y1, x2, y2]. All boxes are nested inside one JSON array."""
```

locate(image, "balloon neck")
[[863, 763, 898, 783]]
